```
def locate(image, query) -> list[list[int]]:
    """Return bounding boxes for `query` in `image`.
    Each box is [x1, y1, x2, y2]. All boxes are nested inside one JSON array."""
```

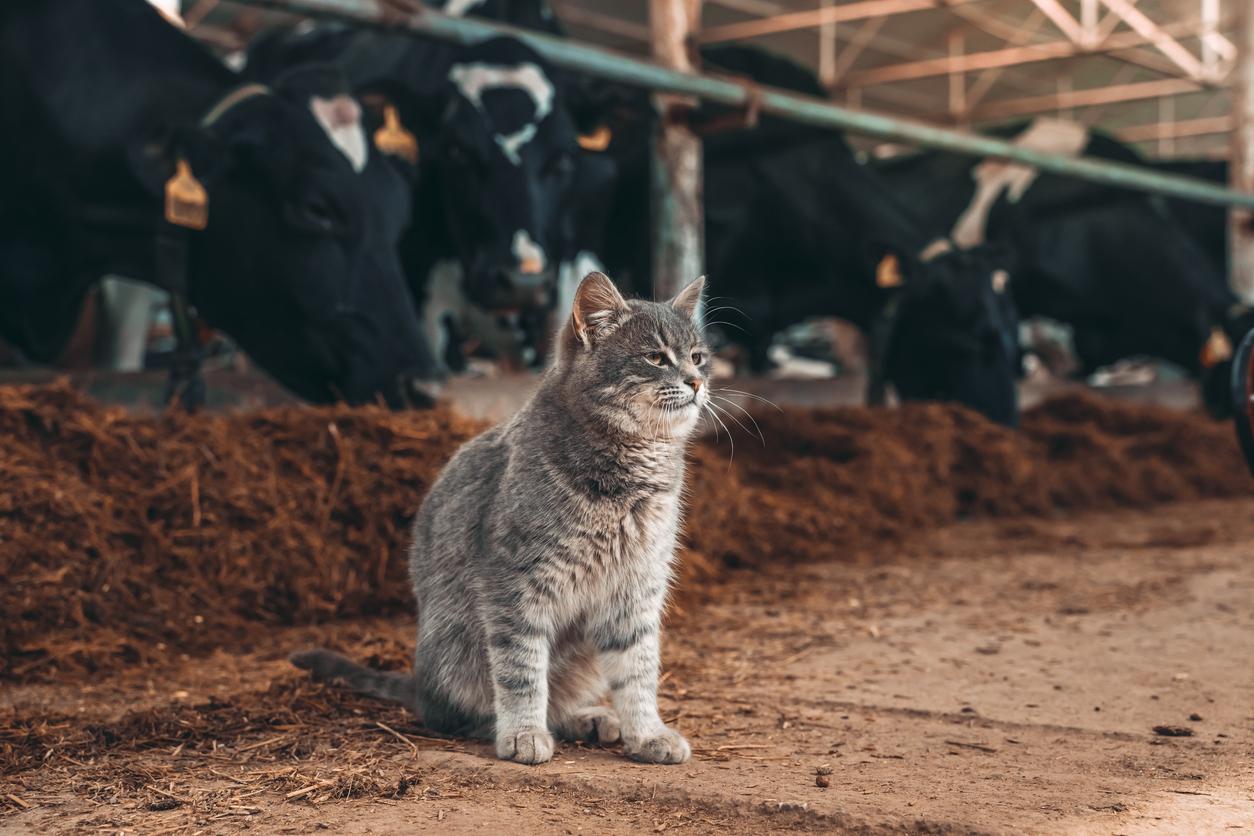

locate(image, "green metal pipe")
[[228, 0, 1254, 210]]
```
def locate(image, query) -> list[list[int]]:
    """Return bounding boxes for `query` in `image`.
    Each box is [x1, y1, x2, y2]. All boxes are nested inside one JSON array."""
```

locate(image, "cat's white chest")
[[549, 490, 681, 621]]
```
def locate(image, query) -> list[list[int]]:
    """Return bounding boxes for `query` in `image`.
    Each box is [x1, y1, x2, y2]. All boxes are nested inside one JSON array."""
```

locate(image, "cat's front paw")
[[623, 727, 691, 764], [496, 727, 555, 765], [561, 706, 622, 745]]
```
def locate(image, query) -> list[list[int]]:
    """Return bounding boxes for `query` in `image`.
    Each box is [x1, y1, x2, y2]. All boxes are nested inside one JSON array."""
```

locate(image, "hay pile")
[[683, 393, 1252, 570], [0, 384, 481, 682], [1, 382, 1249, 683]]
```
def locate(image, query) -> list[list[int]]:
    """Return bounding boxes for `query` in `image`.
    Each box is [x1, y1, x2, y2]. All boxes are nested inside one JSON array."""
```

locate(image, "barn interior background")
[[3, 1, 1254, 834]]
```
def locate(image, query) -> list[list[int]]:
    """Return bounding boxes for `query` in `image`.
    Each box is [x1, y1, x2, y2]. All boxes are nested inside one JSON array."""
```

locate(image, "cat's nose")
[[687, 377, 703, 393]]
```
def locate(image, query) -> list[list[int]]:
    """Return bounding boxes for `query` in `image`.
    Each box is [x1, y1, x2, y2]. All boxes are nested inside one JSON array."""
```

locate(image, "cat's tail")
[[290, 648, 417, 705]]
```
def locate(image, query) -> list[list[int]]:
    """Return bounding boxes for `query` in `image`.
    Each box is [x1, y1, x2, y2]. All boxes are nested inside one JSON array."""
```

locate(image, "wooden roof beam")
[[846, 17, 1233, 87], [1115, 115, 1233, 142], [972, 77, 1202, 120], [696, 0, 987, 44], [1097, 0, 1210, 81], [1026, 0, 1084, 43]]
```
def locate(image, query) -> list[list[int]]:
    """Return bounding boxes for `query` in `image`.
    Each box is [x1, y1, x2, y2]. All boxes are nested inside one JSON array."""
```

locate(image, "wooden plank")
[[1233, 1, 1254, 300]]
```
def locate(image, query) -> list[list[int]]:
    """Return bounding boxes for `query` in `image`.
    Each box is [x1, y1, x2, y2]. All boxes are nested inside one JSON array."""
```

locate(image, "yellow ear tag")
[[1201, 327, 1233, 368], [577, 124, 612, 152], [164, 158, 208, 230], [374, 104, 419, 164], [876, 253, 904, 288]]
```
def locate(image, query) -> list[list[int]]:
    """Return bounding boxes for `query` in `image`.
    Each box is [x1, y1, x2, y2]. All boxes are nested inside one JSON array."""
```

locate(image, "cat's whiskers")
[[712, 387, 782, 411], [701, 401, 735, 468], [699, 319, 749, 335], [707, 395, 764, 445]]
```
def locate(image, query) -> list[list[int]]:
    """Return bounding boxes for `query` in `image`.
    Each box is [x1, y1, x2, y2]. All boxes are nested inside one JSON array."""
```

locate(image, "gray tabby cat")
[[293, 271, 709, 765]]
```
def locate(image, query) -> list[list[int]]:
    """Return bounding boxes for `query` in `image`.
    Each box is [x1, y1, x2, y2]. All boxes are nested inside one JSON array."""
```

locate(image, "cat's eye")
[[646, 352, 668, 367], [691, 351, 705, 365]]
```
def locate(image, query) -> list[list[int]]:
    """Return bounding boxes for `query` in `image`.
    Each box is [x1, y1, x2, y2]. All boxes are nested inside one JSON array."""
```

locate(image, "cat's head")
[[557, 271, 709, 440]]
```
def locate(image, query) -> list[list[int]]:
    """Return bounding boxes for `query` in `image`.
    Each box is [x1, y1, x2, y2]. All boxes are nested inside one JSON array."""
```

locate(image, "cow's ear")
[[570, 271, 629, 349], [669, 275, 705, 320], [126, 126, 232, 205], [359, 90, 421, 183]]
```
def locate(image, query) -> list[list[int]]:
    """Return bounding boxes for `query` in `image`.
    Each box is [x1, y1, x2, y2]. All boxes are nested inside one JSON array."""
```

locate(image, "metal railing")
[[226, 0, 1254, 210]]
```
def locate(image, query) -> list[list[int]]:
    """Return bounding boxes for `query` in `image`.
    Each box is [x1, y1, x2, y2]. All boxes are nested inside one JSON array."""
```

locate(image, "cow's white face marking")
[[448, 62, 555, 166], [951, 117, 1088, 248], [310, 94, 368, 173], [496, 124, 537, 165], [423, 259, 465, 369], [512, 229, 546, 274], [557, 252, 604, 321], [919, 238, 953, 262], [146, 0, 184, 27], [442, 0, 489, 16]]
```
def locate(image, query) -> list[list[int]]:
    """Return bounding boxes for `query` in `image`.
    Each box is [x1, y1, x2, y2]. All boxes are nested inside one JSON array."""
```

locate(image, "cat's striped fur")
[[293, 272, 708, 764]]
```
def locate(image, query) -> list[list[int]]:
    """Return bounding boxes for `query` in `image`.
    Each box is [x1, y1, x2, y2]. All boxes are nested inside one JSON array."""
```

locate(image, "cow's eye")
[[306, 200, 338, 230], [645, 352, 668, 367], [287, 196, 346, 235]]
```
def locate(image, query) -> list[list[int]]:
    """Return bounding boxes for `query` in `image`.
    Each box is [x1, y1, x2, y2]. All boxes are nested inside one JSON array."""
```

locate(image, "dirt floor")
[[3, 494, 1252, 835], [3, 381, 1253, 834]]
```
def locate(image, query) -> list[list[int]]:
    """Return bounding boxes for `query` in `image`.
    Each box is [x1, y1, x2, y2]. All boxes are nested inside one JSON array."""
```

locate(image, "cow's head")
[[1200, 304, 1254, 418], [133, 66, 441, 407], [436, 38, 582, 311], [878, 242, 1021, 426]]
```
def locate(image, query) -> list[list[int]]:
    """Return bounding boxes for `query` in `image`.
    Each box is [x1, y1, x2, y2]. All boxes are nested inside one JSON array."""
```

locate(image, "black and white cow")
[[0, 0, 441, 407], [595, 46, 1022, 425], [247, 22, 613, 371], [876, 118, 1251, 415], [1148, 158, 1229, 275]]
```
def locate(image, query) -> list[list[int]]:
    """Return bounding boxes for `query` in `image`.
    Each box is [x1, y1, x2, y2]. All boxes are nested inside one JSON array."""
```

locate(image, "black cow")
[[1149, 159, 1229, 274], [876, 119, 1250, 415], [597, 46, 1021, 426], [247, 22, 613, 371], [0, 0, 440, 407]]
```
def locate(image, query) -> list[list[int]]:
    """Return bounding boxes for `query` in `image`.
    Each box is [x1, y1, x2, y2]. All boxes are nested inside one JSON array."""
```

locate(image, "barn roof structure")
[[189, 0, 1239, 159]]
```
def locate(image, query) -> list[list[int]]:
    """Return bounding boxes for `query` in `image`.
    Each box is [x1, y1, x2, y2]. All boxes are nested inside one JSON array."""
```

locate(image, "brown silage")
[[1, 382, 1249, 684]]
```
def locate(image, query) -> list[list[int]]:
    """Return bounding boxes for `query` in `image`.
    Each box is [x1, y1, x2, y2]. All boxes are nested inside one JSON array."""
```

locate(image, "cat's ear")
[[669, 275, 705, 320], [571, 271, 628, 348]]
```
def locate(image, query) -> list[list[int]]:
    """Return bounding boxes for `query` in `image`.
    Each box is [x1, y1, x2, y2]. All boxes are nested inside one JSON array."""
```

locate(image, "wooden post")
[[1233, 0, 1254, 301], [947, 31, 965, 123], [649, 0, 704, 300], [818, 0, 836, 91]]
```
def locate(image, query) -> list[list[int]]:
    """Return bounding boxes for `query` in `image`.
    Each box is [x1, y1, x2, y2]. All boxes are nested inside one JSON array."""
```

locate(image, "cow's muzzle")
[[466, 266, 554, 311], [397, 370, 443, 409]]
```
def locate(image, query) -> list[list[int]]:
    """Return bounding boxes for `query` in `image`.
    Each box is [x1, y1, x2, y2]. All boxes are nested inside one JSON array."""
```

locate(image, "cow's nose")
[[398, 371, 443, 409], [511, 230, 546, 276]]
